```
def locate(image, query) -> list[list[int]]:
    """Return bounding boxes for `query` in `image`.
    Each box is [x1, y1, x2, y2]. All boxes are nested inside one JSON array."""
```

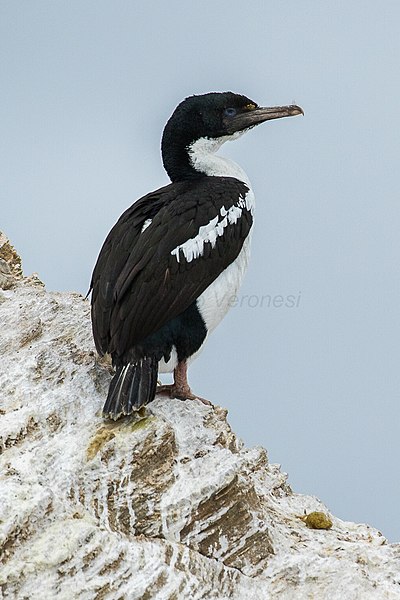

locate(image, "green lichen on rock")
[[130, 416, 154, 433], [86, 426, 116, 460], [301, 511, 333, 530]]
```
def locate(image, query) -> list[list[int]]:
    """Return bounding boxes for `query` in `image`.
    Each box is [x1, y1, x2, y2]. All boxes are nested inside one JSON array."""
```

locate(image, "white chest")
[[159, 136, 255, 372], [196, 233, 252, 333], [187, 136, 255, 332]]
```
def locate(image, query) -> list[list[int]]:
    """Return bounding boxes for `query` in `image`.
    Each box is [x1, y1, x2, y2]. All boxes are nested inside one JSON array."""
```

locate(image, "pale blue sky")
[[2, 1, 400, 540]]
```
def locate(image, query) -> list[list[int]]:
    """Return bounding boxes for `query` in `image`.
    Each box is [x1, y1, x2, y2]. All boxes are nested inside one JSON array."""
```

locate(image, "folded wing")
[[90, 177, 253, 359]]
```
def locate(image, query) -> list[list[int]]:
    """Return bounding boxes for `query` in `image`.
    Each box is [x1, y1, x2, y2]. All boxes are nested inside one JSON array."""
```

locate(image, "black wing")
[[90, 176, 252, 358]]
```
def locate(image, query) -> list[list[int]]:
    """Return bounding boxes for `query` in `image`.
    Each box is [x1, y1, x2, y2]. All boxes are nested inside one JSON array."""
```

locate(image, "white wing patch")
[[171, 201, 249, 263], [172, 134, 255, 263], [141, 219, 152, 233]]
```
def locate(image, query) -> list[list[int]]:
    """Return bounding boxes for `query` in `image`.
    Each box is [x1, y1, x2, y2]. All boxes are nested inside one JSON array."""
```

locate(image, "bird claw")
[[156, 384, 212, 406]]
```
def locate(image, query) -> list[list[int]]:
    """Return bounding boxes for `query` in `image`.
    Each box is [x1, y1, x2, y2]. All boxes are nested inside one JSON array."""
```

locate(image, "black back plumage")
[[90, 176, 252, 362]]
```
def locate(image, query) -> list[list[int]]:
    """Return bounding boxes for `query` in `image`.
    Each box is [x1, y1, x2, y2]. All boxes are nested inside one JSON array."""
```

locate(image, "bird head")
[[161, 91, 303, 181]]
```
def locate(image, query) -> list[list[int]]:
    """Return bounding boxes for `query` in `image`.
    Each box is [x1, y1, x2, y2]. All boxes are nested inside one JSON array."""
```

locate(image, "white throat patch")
[[188, 134, 251, 186]]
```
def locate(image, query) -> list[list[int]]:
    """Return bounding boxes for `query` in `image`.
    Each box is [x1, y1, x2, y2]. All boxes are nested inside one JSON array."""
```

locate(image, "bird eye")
[[224, 107, 237, 117]]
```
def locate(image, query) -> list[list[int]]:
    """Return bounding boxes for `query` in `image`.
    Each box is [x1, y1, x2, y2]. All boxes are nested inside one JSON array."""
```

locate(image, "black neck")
[[161, 128, 204, 183]]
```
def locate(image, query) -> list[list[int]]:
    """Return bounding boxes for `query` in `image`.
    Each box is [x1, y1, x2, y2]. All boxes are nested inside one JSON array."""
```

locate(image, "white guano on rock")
[[1, 233, 400, 600]]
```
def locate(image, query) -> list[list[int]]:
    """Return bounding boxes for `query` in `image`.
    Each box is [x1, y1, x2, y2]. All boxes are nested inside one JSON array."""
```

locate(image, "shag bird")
[[90, 91, 302, 419]]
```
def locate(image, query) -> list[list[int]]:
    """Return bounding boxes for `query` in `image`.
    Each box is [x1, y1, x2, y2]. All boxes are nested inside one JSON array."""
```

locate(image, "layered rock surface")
[[1, 233, 400, 599]]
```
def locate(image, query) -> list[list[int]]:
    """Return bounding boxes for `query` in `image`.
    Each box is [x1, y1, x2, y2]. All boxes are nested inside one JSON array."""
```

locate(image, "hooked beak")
[[225, 104, 304, 133]]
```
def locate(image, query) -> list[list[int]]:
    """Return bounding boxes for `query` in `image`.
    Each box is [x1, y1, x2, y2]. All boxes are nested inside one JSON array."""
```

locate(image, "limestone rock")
[[0, 232, 23, 290], [1, 237, 400, 599]]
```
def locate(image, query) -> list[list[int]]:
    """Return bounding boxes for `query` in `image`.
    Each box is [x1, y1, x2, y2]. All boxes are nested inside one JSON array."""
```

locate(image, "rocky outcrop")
[[0, 233, 23, 289], [1, 233, 400, 599]]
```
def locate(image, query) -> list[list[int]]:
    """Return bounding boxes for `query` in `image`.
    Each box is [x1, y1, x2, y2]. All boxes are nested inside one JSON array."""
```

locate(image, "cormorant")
[[90, 91, 302, 419]]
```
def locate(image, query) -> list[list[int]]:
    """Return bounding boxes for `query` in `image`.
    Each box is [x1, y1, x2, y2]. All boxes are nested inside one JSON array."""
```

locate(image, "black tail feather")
[[103, 357, 158, 419]]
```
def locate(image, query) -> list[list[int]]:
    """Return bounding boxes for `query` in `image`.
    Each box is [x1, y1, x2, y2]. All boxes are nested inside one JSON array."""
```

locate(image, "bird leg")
[[156, 360, 212, 406]]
